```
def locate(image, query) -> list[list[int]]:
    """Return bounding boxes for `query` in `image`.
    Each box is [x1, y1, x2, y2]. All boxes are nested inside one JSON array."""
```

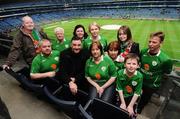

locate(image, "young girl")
[[117, 25, 140, 63]]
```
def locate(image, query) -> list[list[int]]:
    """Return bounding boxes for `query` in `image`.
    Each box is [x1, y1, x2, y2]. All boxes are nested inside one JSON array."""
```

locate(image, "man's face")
[[71, 40, 82, 54], [41, 40, 52, 56], [55, 31, 64, 42], [22, 17, 34, 31], [148, 36, 161, 53]]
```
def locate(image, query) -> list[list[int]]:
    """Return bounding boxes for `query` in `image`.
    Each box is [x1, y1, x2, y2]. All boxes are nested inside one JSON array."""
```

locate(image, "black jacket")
[[130, 42, 140, 57], [56, 48, 90, 86]]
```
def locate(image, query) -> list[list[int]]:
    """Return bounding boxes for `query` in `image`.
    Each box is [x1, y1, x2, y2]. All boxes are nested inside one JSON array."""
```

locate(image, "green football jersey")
[[83, 36, 107, 51], [51, 38, 70, 54], [85, 55, 117, 86], [140, 48, 173, 89], [116, 69, 143, 97], [31, 50, 59, 73]]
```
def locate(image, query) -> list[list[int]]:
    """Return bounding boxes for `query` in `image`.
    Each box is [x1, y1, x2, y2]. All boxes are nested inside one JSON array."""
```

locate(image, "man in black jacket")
[[56, 36, 90, 95]]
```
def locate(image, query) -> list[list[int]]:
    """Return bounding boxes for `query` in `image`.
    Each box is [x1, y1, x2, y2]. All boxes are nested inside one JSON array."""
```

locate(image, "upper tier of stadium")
[[0, 0, 179, 33]]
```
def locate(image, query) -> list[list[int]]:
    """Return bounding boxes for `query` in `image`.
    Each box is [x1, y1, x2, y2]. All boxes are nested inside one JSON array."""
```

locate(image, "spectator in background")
[[2, 15, 47, 72], [73, 24, 88, 42], [83, 22, 107, 51], [52, 27, 70, 54], [55, 36, 90, 95], [117, 25, 140, 64], [85, 41, 117, 103], [137, 31, 173, 113]]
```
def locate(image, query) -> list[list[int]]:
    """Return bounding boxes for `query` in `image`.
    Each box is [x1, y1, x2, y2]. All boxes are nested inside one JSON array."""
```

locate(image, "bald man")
[[2, 15, 47, 70]]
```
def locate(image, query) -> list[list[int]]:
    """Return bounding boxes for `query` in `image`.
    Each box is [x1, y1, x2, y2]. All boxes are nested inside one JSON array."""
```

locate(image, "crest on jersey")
[[152, 61, 157, 66], [65, 44, 69, 48], [132, 81, 137, 86], [101, 66, 106, 72]]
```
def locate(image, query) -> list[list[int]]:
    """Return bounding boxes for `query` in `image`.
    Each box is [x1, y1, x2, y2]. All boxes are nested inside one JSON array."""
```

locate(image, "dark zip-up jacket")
[[5, 28, 45, 66]]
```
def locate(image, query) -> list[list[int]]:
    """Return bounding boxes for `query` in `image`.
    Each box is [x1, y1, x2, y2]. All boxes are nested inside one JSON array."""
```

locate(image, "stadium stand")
[[0, 0, 179, 52]]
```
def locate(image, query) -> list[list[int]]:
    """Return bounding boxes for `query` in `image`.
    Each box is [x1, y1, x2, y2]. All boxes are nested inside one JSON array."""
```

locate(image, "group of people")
[[2, 15, 173, 117]]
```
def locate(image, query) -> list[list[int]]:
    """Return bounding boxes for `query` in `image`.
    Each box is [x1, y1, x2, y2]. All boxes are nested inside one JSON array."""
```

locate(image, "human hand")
[[98, 87, 104, 98], [95, 85, 101, 93], [2, 64, 10, 70], [120, 103, 127, 111], [127, 105, 134, 116], [46, 71, 55, 77], [69, 81, 78, 95]]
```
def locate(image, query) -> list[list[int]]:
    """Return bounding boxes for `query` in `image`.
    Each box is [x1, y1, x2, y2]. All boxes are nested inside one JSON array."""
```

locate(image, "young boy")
[[116, 53, 143, 116], [137, 31, 173, 113]]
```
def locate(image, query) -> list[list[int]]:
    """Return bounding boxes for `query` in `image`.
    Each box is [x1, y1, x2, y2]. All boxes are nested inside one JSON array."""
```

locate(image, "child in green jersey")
[[85, 41, 117, 103], [116, 53, 143, 116], [117, 25, 140, 63], [137, 31, 173, 113]]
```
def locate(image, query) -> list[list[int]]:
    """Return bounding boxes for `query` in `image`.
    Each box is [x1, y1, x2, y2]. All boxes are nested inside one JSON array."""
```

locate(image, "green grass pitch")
[[42, 18, 180, 60]]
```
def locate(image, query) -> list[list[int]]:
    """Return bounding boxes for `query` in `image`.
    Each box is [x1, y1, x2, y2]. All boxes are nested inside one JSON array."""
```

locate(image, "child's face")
[[119, 30, 127, 42], [108, 49, 118, 60], [125, 58, 139, 73]]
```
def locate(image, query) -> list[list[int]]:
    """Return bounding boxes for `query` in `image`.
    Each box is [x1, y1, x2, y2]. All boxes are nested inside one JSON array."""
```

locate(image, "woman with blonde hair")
[[83, 22, 107, 51]]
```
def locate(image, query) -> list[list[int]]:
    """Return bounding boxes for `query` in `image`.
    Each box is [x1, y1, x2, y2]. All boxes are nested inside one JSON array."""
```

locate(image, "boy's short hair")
[[124, 53, 140, 64], [150, 31, 165, 42]]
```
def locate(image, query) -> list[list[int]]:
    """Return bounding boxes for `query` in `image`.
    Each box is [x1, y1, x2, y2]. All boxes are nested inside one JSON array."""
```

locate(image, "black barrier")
[[4, 67, 44, 94], [43, 84, 89, 119], [79, 98, 131, 119]]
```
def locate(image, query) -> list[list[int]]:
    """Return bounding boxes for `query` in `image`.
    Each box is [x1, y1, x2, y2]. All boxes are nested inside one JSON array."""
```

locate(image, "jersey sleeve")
[[85, 59, 90, 77], [162, 58, 173, 74], [134, 73, 143, 96], [116, 70, 123, 91], [107, 56, 117, 78], [30, 56, 41, 74]]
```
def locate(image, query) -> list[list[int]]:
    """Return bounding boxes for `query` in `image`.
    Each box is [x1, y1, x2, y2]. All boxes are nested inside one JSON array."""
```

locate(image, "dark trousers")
[[137, 86, 157, 113], [89, 83, 115, 103]]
